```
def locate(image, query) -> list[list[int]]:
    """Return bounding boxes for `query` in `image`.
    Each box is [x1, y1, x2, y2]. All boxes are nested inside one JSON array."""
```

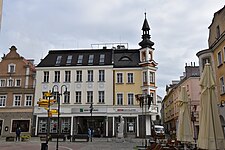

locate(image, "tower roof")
[[139, 13, 154, 48]]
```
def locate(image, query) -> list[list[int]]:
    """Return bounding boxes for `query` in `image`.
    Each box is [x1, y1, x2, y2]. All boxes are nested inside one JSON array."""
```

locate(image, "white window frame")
[[150, 72, 155, 83], [66, 55, 73, 64], [76, 70, 82, 82], [127, 73, 134, 83], [77, 55, 83, 64], [8, 63, 16, 73], [87, 91, 93, 103], [220, 76, 225, 94], [75, 91, 81, 103], [117, 73, 123, 83], [99, 54, 105, 64], [128, 93, 134, 105], [217, 51, 222, 66], [143, 71, 147, 83], [13, 94, 22, 106], [87, 70, 93, 82], [54, 71, 60, 82], [15, 78, 21, 87], [65, 71, 71, 82], [25, 94, 33, 106], [117, 93, 123, 105], [43, 71, 49, 83], [88, 54, 94, 64], [55, 56, 62, 65], [99, 70, 105, 82], [7, 78, 14, 87], [0, 79, 6, 87], [64, 91, 70, 104], [0, 95, 7, 107], [98, 91, 105, 103]]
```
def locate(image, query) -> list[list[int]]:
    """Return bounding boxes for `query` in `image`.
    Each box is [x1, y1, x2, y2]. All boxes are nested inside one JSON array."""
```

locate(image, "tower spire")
[[139, 13, 154, 48]]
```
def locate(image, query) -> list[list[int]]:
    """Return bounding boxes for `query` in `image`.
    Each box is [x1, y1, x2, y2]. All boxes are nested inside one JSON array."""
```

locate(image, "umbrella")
[[177, 86, 194, 149], [197, 63, 225, 150]]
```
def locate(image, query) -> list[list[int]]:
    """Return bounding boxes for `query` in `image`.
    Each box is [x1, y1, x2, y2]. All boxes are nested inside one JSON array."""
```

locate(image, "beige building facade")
[[0, 46, 36, 137]]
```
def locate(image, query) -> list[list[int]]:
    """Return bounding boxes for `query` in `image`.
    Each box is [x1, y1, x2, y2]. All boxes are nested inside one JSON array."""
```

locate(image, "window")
[[0, 95, 6, 107], [43, 71, 49, 82], [126, 118, 135, 132], [7, 78, 14, 87], [202, 57, 210, 70], [98, 91, 105, 103], [99, 70, 105, 82], [224, 47, 225, 62], [38, 118, 47, 133], [88, 54, 94, 64], [143, 71, 147, 83], [50, 119, 57, 133], [87, 91, 93, 103], [99, 54, 105, 64], [61, 118, 71, 133], [216, 25, 220, 39], [15, 79, 21, 87], [14, 95, 21, 106], [64, 91, 70, 104], [55, 56, 62, 65], [12, 120, 30, 132], [87, 70, 93, 82], [8, 64, 15, 73], [0, 79, 6, 87], [150, 72, 155, 83], [66, 55, 72, 64], [117, 93, 123, 105], [217, 51, 222, 66], [220, 77, 225, 94], [77, 55, 83, 64], [65, 71, 71, 82], [128, 93, 134, 105], [25, 95, 32, 106], [76, 70, 82, 82], [54, 71, 60, 82], [127, 73, 133, 83], [117, 73, 123, 83], [75, 91, 81, 103]]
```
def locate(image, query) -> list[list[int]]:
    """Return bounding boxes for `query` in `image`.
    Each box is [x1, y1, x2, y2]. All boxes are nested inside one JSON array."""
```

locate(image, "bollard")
[[41, 143, 48, 150]]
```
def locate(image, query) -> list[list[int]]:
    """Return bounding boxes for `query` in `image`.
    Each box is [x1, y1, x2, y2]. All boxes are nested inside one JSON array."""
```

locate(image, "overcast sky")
[[0, 0, 224, 97]]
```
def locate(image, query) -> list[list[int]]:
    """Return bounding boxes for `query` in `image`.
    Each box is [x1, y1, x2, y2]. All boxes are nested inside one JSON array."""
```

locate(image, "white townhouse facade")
[[33, 14, 158, 138]]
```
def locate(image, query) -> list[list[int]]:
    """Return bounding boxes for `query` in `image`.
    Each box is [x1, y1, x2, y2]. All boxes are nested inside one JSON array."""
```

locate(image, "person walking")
[[16, 127, 21, 141]]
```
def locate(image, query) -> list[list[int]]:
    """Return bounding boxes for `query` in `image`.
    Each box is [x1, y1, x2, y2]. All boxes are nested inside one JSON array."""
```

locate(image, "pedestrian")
[[16, 127, 21, 141]]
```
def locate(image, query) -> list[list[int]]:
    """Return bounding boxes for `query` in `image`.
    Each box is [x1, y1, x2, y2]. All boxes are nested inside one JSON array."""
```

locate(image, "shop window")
[[11, 120, 30, 132]]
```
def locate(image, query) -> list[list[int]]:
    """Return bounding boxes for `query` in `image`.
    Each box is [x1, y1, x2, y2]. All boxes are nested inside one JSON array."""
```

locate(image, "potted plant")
[[21, 135, 31, 142]]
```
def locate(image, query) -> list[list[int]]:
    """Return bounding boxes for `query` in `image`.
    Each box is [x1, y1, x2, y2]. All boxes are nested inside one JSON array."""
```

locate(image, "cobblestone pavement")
[[0, 137, 144, 150]]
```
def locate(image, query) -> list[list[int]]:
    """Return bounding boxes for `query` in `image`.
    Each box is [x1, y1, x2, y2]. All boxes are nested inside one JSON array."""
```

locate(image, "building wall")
[[0, 46, 35, 137]]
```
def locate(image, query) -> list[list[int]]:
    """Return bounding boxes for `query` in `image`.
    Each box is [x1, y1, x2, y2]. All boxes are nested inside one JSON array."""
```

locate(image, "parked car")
[[154, 125, 165, 136]]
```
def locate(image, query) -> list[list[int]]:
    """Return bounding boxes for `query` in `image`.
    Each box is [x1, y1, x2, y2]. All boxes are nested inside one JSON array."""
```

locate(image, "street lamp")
[[89, 102, 93, 142], [52, 85, 68, 150], [135, 94, 153, 148]]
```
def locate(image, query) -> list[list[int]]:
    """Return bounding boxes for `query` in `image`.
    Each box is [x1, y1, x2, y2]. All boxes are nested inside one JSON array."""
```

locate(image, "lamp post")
[[52, 85, 67, 150], [135, 94, 152, 148], [89, 102, 93, 142]]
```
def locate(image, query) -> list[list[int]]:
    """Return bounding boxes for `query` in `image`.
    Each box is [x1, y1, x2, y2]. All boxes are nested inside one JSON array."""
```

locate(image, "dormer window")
[[88, 54, 94, 64], [66, 55, 72, 64], [77, 55, 83, 64], [99, 54, 105, 64], [8, 64, 15, 73], [55, 56, 62, 65]]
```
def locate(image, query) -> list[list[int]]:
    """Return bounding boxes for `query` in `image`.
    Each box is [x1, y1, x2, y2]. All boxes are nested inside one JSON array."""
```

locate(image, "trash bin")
[[41, 143, 48, 150]]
